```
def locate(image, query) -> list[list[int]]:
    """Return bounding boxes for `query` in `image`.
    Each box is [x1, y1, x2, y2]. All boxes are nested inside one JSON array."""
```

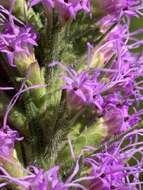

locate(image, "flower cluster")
[[62, 6, 143, 135], [0, 0, 143, 189], [0, 16, 37, 66], [29, 0, 91, 19], [84, 129, 143, 189], [0, 164, 87, 189], [98, 0, 143, 21], [0, 128, 143, 189]]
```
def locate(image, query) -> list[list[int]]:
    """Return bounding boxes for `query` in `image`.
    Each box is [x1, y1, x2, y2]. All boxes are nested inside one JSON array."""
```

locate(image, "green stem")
[[24, 94, 44, 163], [14, 54, 46, 107]]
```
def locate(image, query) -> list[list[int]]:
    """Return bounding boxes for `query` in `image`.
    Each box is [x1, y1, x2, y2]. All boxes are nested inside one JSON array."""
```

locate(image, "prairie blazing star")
[[63, 68, 104, 111], [97, 0, 143, 19], [61, 21, 143, 135], [97, 1, 143, 37], [62, 63, 142, 133], [28, 0, 91, 19], [62, 62, 142, 134], [0, 164, 87, 189], [83, 128, 143, 190], [0, 15, 37, 67]]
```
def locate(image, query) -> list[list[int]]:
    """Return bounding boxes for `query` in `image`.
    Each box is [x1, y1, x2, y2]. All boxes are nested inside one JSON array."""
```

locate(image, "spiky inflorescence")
[[0, 0, 143, 189], [61, 4, 143, 135]]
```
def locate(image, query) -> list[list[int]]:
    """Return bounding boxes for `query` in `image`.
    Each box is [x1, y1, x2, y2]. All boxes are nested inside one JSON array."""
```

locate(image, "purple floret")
[[0, 127, 21, 158], [61, 20, 143, 135], [0, 9, 37, 66], [98, 0, 143, 19], [29, 0, 91, 19], [83, 128, 143, 190]]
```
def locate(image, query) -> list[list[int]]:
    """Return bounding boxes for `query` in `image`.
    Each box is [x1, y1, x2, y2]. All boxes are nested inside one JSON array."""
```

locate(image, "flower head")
[[98, 0, 143, 19], [0, 21, 37, 67], [29, 0, 91, 20], [0, 6, 37, 67], [83, 128, 143, 190], [24, 166, 67, 190], [0, 164, 86, 189], [61, 20, 143, 135]]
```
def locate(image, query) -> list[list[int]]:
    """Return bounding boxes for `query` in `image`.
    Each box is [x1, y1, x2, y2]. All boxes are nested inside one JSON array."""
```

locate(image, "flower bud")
[[14, 52, 46, 105], [103, 105, 124, 135]]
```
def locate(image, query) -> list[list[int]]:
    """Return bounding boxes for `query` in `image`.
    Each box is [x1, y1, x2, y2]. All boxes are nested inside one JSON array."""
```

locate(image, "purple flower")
[[28, 0, 91, 19], [0, 127, 21, 158], [63, 68, 105, 111], [103, 104, 141, 135], [0, 127, 143, 190], [63, 70, 92, 107], [24, 166, 67, 190], [83, 128, 143, 190], [98, 0, 143, 19], [61, 21, 143, 135], [0, 164, 86, 189], [0, 17, 37, 66], [62, 62, 142, 135]]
